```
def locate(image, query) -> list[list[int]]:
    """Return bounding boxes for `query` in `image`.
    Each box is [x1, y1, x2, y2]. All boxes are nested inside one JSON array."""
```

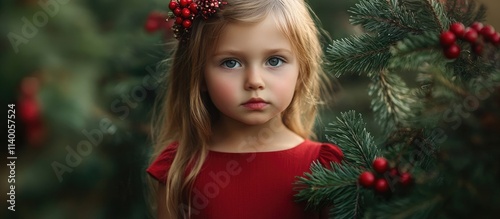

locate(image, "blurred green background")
[[1, 0, 499, 218]]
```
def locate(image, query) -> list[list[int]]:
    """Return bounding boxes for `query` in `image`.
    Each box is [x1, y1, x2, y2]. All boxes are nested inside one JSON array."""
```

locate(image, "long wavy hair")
[[148, 0, 328, 218]]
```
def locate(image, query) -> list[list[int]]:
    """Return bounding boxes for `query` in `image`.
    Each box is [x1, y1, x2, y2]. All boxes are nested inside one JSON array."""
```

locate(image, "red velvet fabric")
[[147, 139, 343, 219]]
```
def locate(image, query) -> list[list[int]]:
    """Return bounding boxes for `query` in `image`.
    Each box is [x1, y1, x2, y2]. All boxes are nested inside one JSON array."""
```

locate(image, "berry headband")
[[168, 0, 228, 41]]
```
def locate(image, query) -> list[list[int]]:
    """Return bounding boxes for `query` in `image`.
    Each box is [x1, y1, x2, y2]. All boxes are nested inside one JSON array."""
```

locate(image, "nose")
[[244, 66, 265, 90]]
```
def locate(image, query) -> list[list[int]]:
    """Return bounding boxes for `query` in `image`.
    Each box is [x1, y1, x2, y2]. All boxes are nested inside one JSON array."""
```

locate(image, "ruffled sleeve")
[[318, 143, 343, 168], [146, 142, 178, 184]]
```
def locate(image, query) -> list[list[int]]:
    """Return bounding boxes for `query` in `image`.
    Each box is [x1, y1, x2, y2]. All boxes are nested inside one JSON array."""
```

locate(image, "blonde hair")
[[148, 0, 327, 218]]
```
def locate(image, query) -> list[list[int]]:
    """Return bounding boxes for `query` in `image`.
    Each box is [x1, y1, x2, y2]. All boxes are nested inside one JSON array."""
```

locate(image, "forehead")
[[212, 15, 294, 56]]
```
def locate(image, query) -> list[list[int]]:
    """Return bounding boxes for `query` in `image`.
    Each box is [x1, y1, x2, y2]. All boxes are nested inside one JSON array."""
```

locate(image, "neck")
[[209, 116, 303, 152]]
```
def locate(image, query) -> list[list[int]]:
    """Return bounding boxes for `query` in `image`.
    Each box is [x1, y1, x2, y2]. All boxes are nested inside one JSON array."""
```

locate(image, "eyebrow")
[[212, 48, 293, 57]]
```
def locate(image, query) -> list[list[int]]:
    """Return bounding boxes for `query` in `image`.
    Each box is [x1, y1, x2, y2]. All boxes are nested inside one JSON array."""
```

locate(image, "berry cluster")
[[358, 157, 413, 195], [169, 0, 199, 29], [440, 22, 500, 59], [168, 0, 227, 41]]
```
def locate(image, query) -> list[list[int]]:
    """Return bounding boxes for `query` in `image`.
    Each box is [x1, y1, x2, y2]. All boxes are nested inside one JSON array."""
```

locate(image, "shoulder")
[[303, 139, 343, 167], [146, 142, 178, 184]]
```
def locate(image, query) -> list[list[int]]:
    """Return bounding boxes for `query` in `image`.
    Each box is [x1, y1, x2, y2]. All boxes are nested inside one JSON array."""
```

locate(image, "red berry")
[[19, 98, 40, 123], [374, 178, 390, 193], [182, 19, 192, 28], [175, 17, 183, 25], [443, 44, 461, 59], [399, 172, 412, 186], [472, 43, 483, 55], [470, 22, 484, 32], [189, 3, 198, 13], [174, 7, 182, 16], [182, 8, 191, 18], [480, 25, 496, 39], [144, 19, 160, 33], [440, 31, 456, 47], [186, 0, 193, 5], [179, 0, 188, 7], [463, 28, 478, 43], [449, 22, 465, 37], [358, 171, 376, 188], [169, 1, 178, 10], [491, 32, 500, 45], [373, 157, 389, 174]]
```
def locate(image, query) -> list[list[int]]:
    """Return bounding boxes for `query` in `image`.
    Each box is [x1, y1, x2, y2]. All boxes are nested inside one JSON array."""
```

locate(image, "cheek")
[[271, 73, 299, 102], [206, 77, 239, 104], [277, 80, 297, 98]]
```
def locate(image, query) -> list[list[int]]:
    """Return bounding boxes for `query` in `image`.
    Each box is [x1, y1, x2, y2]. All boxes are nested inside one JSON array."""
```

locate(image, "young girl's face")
[[204, 15, 299, 127]]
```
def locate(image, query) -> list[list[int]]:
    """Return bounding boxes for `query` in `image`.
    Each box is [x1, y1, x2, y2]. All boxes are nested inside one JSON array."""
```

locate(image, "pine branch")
[[433, 67, 469, 97], [466, 69, 500, 97], [330, 185, 362, 219], [450, 45, 500, 81], [325, 111, 380, 168], [366, 191, 443, 219], [444, 0, 487, 25], [294, 162, 362, 218], [408, 129, 441, 171], [329, 0, 454, 76], [383, 127, 441, 174], [422, 0, 450, 31], [388, 32, 445, 70], [472, 4, 487, 24], [415, 65, 469, 100], [369, 70, 418, 135], [326, 34, 392, 76], [312, 0, 500, 218], [349, 0, 423, 39]]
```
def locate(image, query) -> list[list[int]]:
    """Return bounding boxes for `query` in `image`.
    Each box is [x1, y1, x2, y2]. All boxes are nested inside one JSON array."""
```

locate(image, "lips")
[[242, 98, 269, 110]]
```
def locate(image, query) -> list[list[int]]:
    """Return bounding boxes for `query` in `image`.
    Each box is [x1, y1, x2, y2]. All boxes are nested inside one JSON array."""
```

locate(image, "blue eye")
[[222, 59, 241, 68], [267, 57, 284, 67]]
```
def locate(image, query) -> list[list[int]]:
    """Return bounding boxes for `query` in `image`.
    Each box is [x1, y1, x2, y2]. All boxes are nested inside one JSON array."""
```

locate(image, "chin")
[[239, 117, 274, 126]]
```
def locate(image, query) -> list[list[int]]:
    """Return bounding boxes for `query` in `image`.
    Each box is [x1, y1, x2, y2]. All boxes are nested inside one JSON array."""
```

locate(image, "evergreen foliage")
[[296, 0, 500, 218]]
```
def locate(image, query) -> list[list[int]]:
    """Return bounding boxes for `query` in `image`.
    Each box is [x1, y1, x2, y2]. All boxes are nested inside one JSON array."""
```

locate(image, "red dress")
[[147, 139, 343, 219]]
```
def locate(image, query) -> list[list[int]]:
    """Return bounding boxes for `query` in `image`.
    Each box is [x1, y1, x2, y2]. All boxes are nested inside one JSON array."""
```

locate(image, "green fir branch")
[[419, 65, 469, 99], [383, 127, 441, 173], [349, 0, 423, 40], [306, 0, 500, 218], [330, 185, 361, 219], [294, 162, 362, 218], [366, 193, 443, 219], [472, 4, 487, 24], [329, 0, 454, 77], [326, 34, 392, 76], [388, 32, 445, 70], [421, 0, 451, 31], [325, 111, 380, 168], [368, 70, 418, 135], [444, 0, 461, 22], [444, 0, 487, 25], [436, 67, 469, 97], [466, 69, 500, 97], [408, 129, 441, 172], [450, 44, 500, 81]]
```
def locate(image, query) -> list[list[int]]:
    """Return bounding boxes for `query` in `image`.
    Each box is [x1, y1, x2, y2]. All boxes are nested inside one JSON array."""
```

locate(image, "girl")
[[146, 0, 343, 218]]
